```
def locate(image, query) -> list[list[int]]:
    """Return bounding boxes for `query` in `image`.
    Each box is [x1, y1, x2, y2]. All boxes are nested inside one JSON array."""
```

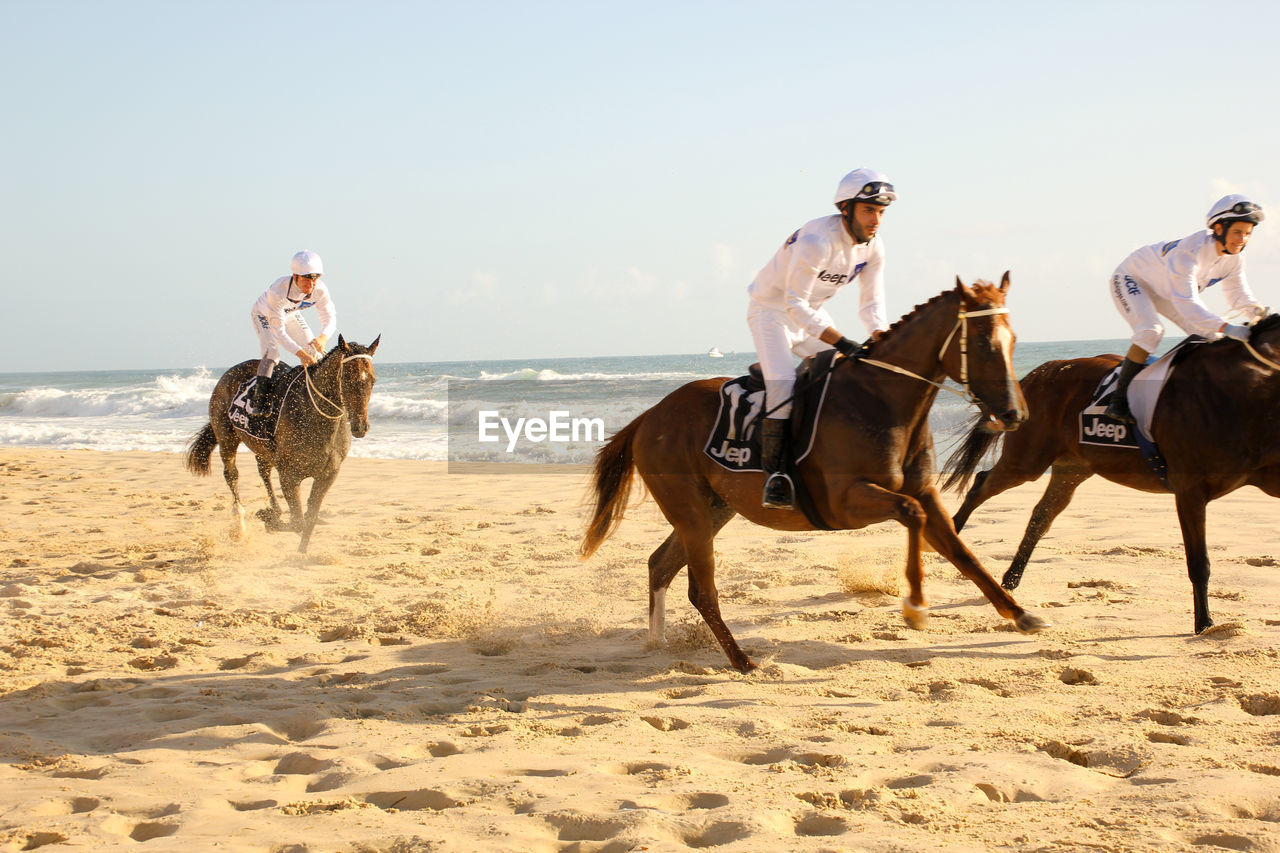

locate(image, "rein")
[[301, 353, 374, 420], [1244, 340, 1280, 372], [759, 305, 1009, 418], [859, 306, 1010, 406]]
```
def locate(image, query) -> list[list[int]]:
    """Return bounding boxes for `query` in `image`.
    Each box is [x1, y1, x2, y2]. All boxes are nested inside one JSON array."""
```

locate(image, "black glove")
[[833, 336, 863, 358]]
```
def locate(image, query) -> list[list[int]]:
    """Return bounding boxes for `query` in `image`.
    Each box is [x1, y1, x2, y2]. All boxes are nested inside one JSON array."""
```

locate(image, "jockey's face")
[[1215, 221, 1254, 255], [846, 202, 887, 243], [293, 273, 320, 294]]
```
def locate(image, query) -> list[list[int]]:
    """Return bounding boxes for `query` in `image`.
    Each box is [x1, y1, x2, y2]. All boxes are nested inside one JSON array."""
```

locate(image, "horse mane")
[[317, 343, 345, 367], [863, 289, 958, 354], [866, 280, 1008, 354]]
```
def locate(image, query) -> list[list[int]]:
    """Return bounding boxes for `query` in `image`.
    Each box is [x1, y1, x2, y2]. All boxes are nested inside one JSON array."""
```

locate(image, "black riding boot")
[[249, 375, 273, 414], [760, 417, 795, 510], [1103, 358, 1143, 424]]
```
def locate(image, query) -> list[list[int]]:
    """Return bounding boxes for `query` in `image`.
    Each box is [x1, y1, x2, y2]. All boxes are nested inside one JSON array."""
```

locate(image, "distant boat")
[[707, 347, 724, 358]]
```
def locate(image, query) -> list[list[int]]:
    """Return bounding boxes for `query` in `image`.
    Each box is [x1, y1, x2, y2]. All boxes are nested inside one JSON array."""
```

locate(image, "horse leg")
[[954, 452, 1048, 532], [902, 520, 928, 629], [276, 469, 306, 534], [643, 479, 753, 672], [296, 471, 338, 554], [917, 486, 1048, 633], [648, 500, 736, 645], [832, 482, 932, 627], [1002, 463, 1091, 590], [218, 442, 247, 540], [681, 529, 756, 673], [255, 455, 283, 525], [1174, 490, 1213, 633], [951, 470, 989, 532]]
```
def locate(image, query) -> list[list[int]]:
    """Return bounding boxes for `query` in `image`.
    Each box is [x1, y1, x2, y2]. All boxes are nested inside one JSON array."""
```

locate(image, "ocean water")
[[0, 340, 1135, 465]]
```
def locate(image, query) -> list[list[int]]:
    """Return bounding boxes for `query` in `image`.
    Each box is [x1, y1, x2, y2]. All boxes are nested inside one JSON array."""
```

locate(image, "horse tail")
[[185, 423, 218, 476], [942, 413, 1003, 494], [581, 414, 644, 559]]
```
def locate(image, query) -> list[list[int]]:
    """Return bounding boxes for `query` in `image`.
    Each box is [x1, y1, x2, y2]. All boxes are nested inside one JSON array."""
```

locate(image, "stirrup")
[[762, 472, 795, 510]]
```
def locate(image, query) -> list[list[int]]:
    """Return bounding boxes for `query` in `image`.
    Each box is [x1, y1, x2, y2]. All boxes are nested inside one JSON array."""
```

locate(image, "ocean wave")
[[474, 367, 702, 382], [0, 370, 216, 419], [366, 394, 448, 423]]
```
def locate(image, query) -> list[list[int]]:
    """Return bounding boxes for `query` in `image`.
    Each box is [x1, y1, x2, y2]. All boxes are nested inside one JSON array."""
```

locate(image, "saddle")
[[1079, 337, 1206, 488], [704, 350, 840, 529], [228, 364, 301, 445]]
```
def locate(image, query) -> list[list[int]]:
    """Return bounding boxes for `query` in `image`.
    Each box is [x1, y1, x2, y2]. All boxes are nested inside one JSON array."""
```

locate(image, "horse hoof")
[[1014, 612, 1050, 634], [1001, 573, 1023, 590], [902, 598, 930, 630], [732, 659, 759, 674]]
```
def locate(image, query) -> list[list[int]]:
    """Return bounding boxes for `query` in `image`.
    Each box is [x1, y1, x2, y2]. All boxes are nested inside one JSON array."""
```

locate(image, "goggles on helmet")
[[853, 181, 895, 204], [1221, 201, 1262, 218]]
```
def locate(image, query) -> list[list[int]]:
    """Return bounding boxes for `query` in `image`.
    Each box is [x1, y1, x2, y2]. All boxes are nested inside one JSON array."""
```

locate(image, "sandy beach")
[[1, 447, 1278, 852]]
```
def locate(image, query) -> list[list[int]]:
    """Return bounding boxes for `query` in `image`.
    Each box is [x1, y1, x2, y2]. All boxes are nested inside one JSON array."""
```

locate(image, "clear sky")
[[3, 0, 1278, 371]]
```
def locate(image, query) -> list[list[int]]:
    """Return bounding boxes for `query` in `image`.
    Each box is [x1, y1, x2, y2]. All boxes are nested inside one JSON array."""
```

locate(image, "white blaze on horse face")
[[995, 321, 1016, 378]]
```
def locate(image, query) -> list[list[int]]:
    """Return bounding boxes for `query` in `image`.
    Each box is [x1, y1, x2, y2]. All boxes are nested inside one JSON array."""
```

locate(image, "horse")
[[946, 314, 1280, 634], [185, 334, 380, 553], [581, 276, 1048, 673]]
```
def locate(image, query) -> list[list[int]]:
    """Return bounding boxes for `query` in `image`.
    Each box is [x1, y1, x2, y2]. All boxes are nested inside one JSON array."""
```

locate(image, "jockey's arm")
[[819, 327, 883, 345]]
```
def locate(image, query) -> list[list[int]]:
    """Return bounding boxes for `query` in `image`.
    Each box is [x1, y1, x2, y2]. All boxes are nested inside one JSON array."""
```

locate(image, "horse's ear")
[[999, 271, 1011, 293], [369, 334, 381, 355], [338, 333, 349, 352], [955, 275, 964, 291]]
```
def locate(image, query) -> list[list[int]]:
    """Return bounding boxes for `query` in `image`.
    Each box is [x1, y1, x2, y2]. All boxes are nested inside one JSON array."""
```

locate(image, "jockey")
[[1104, 194, 1266, 424], [249, 250, 339, 411], [746, 167, 894, 509]]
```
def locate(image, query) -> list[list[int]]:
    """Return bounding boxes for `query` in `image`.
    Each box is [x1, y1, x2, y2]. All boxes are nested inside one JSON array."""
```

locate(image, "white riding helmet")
[[1206, 194, 1265, 229], [835, 168, 896, 207], [290, 250, 324, 276]]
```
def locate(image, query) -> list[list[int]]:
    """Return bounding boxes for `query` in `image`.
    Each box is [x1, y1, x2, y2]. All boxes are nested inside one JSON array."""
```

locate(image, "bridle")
[[302, 353, 374, 420], [858, 306, 1011, 407]]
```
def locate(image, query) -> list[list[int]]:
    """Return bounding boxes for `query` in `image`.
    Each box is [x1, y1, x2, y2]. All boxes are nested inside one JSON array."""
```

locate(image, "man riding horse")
[[747, 168, 895, 510], [249, 250, 340, 412], [1104, 195, 1266, 424]]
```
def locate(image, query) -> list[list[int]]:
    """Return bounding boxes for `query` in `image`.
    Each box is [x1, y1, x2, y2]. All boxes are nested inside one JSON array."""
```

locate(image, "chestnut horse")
[[185, 334, 380, 553], [581, 276, 1048, 672], [947, 314, 1280, 633]]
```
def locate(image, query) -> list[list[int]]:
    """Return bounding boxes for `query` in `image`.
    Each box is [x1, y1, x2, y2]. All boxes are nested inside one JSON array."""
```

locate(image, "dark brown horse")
[[185, 334, 380, 553], [947, 314, 1280, 633], [581, 276, 1048, 673]]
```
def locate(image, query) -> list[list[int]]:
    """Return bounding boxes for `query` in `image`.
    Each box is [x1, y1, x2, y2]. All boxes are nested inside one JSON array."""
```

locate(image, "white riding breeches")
[[747, 303, 833, 418], [251, 310, 315, 363], [1109, 272, 1165, 354]]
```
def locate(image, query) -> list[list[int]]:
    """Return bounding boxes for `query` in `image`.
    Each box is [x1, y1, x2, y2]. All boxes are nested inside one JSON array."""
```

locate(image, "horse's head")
[[948, 273, 1028, 432], [337, 333, 380, 438]]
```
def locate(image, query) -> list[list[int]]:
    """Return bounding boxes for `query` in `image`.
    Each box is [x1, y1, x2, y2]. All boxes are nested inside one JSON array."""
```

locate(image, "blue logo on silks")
[[852, 262, 867, 278], [1204, 277, 1223, 290], [1160, 239, 1182, 256]]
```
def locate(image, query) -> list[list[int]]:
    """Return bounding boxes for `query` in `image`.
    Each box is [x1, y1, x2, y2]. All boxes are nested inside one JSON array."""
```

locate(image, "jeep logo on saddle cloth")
[[703, 352, 835, 472], [1079, 366, 1139, 449]]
